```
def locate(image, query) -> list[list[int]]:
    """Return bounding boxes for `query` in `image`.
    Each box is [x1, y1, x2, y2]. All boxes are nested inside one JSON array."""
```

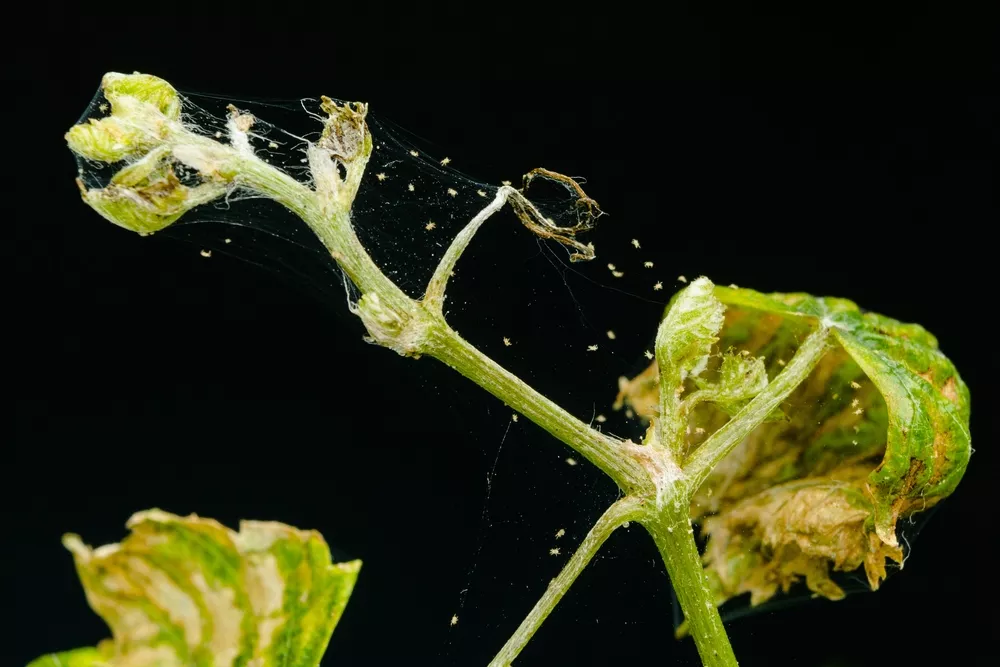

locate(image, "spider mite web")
[[70, 83, 678, 660], [70, 84, 928, 660]]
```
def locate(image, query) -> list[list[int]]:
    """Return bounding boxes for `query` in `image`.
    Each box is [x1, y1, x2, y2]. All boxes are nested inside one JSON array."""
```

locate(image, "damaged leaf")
[[76, 146, 229, 235], [619, 284, 971, 609], [690, 351, 769, 416], [655, 277, 726, 389], [701, 467, 904, 607], [310, 97, 374, 210], [66, 72, 181, 163], [28, 509, 361, 667], [653, 276, 727, 449]]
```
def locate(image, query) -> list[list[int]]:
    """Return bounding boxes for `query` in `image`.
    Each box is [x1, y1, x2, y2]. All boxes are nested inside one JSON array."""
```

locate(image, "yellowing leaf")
[[29, 510, 360, 667], [701, 467, 903, 607], [66, 73, 180, 163], [76, 147, 228, 235], [618, 284, 971, 609], [101, 72, 181, 120], [27, 648, 106, 667]]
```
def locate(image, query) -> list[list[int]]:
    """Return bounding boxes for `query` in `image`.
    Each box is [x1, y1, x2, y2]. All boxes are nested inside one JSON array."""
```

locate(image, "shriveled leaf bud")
[[76, 146, 228, 235], [318, 97, 369, 163], [310, 98, 373, 210]]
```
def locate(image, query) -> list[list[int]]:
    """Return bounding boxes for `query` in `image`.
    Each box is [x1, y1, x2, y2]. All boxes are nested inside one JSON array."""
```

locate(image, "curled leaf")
[[506, 168, 602, 262], [101, 72, 181, 119], [29, 509, 361, 667], [310, 98, 373, 210], [618, 284, 971, 609], [318, 97, 369, 165], [690, 350, 769, 415], [649, 276, 726, 450], [76, 146, 228, 235], [655, 277, 725, 388], [66, 73, 180, 162]]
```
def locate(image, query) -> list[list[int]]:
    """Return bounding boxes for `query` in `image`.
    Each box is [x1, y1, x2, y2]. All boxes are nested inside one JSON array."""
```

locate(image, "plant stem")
[[428, 325, 653, 494], [644, 507, 738, 667], [683, 326, 831, 489], [488, 496, 646, 667], [423, 187, 513, 311], [221, 141, 650, 495]]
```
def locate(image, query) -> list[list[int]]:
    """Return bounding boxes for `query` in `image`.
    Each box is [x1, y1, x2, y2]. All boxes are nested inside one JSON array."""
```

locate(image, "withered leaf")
[[619, 284, 971, 609], [77, 146, 228, 235]]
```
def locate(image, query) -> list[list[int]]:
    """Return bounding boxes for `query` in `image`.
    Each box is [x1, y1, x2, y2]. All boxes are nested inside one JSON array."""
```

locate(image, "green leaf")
[[29, 510, 361, 667]]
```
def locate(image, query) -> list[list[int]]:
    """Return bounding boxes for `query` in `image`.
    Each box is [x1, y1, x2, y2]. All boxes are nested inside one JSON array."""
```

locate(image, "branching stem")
[[644, 506, 738, 667], [208, 136, 829, 666], [78, 96, 837, 667], [488, 496, 646, 667], [424, 186, 513, 312]]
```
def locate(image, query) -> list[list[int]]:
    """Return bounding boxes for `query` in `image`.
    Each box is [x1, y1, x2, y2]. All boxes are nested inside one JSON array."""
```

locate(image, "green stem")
[[683, 326, 831, 489], [644, 506, 738, 667], [488, 496, 646, 667], [194, 136, 828, 667], [428, 325, 652, 494], [219, 137, 650, 495], [423, 187, 513, 311]]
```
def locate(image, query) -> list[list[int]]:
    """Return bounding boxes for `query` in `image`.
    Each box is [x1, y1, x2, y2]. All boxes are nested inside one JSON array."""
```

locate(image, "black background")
[[10, 2, 996, 666]]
